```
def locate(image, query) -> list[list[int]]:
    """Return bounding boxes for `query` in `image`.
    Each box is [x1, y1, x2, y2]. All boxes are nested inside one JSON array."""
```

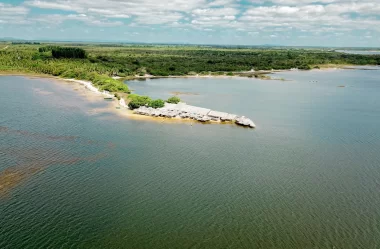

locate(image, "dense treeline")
[[51, 47, 87, 59], [11, 42, 40, 45], [0, 45, 128, 93], [84, 46, 380, 76], [1, 43, 380, 96], [38, 46, 59, 52]]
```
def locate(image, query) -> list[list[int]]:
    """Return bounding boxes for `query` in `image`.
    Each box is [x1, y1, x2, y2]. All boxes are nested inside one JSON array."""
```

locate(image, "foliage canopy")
[[1, 43, 380, 98], [167, 96, 181, 104], [51, 47, 87, 59], [149, 99, 165, 108]]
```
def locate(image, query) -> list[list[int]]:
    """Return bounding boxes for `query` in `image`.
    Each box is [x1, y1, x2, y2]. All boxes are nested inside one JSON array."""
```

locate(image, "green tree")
[[127, 95, 152, 109], [52, 47, 87, 59], [167, 96, 181, 104], [149, 99, 165, 108]]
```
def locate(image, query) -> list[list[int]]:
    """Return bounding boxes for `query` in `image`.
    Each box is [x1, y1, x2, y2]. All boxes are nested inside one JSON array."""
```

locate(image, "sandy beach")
[[1, 65, 372, 126], [31, 75, 234, 126]]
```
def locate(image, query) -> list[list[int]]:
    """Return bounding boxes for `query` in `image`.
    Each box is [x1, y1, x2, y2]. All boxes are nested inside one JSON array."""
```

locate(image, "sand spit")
[[64, 78, 256, 128], [0, 75, 256, 129], [64, 79, 113, 98], [133, 103, 256, 128]]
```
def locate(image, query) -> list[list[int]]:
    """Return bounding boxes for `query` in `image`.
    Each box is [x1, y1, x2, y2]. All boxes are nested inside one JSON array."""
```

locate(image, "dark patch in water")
[[0, 126, 114, 147], [0, 127, 116, 197], [107, 142, 116, 149], [0, 148, 108, 198], [0, 163, 46, 197], [0, 126, 79, 142]]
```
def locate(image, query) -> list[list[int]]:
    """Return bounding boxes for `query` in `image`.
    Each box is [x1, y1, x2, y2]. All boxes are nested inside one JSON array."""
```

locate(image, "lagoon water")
[[1, 70, 380, 249]]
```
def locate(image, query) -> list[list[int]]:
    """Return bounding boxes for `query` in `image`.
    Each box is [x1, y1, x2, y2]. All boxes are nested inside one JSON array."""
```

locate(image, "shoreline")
[[121, 64, 380, 81], [0, 63, 377, 79], [0, 72, 254, 127], [1, 64, 378, 128]]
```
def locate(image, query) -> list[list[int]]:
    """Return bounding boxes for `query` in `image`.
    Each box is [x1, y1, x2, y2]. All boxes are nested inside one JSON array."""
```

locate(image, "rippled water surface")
[[1, 72, 380, 249]]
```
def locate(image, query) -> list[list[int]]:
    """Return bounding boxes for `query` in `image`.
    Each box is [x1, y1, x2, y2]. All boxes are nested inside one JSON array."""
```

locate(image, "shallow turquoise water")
[[1, 71, 380, 249]]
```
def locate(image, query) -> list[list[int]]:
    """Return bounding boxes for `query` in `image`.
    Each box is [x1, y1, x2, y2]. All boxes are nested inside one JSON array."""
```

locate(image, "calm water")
[[336, 50, 380, 55], [1, 71, 380, 249]]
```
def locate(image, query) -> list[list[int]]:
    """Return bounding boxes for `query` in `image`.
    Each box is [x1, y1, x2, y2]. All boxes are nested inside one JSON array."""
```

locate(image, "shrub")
[[298, 64, 311, 70], [38, 46, 59, 53], [91, 74, 130, 93], [149, 99, 165, 109], [61, 70, 79, 78], [167, 96, 181, 104], [127, 95, 152, 109]]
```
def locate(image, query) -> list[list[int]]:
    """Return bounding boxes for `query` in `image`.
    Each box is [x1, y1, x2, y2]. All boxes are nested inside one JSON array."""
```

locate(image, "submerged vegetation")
[[1, 42, 380, 98]]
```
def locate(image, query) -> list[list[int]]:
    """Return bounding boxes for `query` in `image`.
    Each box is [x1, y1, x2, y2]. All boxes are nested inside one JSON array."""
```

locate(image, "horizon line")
[[1, 37, 380, 49]]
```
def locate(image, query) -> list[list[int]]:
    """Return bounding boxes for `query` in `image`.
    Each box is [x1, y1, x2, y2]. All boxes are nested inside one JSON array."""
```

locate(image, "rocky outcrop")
[[133, 103, 256, 128], [235, 116, 256, 128]]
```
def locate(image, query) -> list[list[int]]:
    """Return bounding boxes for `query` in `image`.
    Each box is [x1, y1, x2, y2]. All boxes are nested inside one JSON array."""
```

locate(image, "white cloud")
[[240, 1, 380, 33], [192, 7, 239, 16], [0, 3, 30, 24], [32, 14, 123, 27], [1, 3, 29, 15], [134, 12, 184, 24], [25, 1, 78, 11], [25, 0, 206, 24], [208, 0, 237, 7], [1, 0, 379, 44]]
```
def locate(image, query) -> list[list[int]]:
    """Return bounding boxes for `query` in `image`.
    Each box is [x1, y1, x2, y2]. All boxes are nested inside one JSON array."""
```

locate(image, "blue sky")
[[0, 0, 379, 46]]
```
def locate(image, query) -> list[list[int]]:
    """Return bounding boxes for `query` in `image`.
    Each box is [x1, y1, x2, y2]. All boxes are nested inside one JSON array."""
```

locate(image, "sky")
[[0, 0, 379, 47]]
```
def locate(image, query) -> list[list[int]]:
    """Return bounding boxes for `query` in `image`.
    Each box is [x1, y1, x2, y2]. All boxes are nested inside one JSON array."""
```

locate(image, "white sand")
[[64, 79, 114, 98]]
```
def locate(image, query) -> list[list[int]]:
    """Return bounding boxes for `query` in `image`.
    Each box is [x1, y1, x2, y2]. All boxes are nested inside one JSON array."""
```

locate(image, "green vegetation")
[[127, 95, 166, 109], [78, 72, 129, 93], [114, 93, 121, 100], [11, 41, 40, 45], [149, 99, 165, 109], [52, 47, 87, 59], [0, 45, 129, 95], [127, 95, 152, 110], [2, 43, 380, 78], [297, 64, 312, 70], [167, 96, 181, 104], [38, 46, 59, 52], [1, 43, 380, 101], [81, 45, 380, 74]]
